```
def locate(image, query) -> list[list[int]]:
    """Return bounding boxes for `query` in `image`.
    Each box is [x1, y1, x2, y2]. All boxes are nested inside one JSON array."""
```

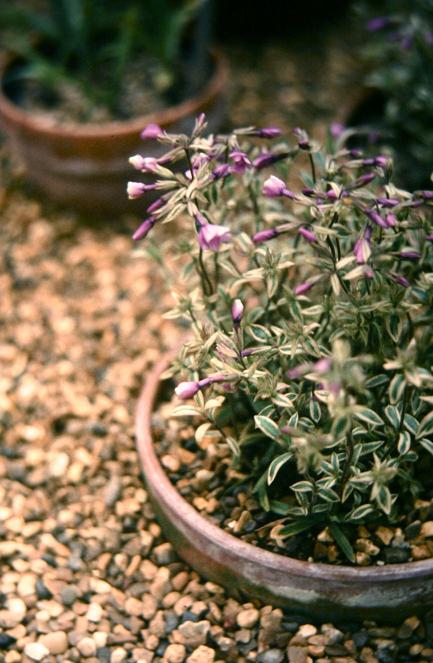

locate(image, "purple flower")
[[391, 273, 410, 288], [298, 226, 317, 243], [198, 223, 231, 251], [212, 163, 231, 180], [314, 358, 332, 373], [426, 235, 433, 242], [294, 281, 314, 296], [374, 155, 390, 169], [385, 213, 397, 227], [230, 151, 252, 173], [256, 127, 282, 138], [252, 228, 279, 244], [140, 123, 163, 140], [349, 149, 363, 158], [366, 16, 390, 32], [175, 381, 200, 399], [326, 189, 338, 201], [377, 197, 399, 208], [175, 373, 228, 399], [231, 299, 244, 325], [354, 237, 371, 264], [355, 173, 376, 187], [253, 152, 288, 170], [132, 217, 156, 241], [147, 197, 165, 214], [330, 122, 345, 138], [416, 190, 433, 200], [365, 209, 388, 228], [399, 250, 421, 260], [127, 181, 155, 199], [262, 175, 294, 198]]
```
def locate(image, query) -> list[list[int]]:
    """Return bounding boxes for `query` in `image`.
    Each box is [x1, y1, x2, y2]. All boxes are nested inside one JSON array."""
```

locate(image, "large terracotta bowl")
[[136, 354, 433, 622], [0, 51, 228, 214]]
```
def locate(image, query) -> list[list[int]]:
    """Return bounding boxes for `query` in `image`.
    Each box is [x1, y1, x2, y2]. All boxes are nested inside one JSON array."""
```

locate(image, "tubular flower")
[[252, 228, 279, 244], [132, 217, 156, 241], [262, 175, 295, 198], [198, 223, 231, 251], [298, 226, 317, 243]]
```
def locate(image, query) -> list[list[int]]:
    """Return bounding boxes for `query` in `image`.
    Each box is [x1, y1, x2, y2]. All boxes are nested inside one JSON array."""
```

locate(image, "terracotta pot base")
[[135, 354, 433, 623]]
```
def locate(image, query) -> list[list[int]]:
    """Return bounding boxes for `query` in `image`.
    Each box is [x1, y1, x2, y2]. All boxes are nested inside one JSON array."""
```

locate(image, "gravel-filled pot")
[[136, 354, 433, 623], [0, 51, 227, 214]]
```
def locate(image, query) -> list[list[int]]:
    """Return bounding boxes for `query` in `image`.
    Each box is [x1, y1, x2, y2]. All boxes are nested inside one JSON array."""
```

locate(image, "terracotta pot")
[[0, 51, 228, 215], [136, 353, 433, 623]]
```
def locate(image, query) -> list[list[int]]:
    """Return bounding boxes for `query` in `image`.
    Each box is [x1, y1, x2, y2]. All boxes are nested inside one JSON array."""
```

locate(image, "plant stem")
[[308, 153, 317, 184]]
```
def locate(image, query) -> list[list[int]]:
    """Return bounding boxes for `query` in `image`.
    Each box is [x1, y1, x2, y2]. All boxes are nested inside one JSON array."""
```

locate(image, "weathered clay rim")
[[136, 353, 433, 590], [0, 50, 228, 138]]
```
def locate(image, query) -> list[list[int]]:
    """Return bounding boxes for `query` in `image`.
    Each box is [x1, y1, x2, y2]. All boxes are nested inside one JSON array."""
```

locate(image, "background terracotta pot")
[[0, 51, 228, 215], [136, 354, 433, 623]]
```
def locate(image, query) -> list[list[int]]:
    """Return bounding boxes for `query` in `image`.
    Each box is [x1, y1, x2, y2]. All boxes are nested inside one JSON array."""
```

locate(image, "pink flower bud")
[[294, 281, 314, 296], [262, 175, 294, 198], [140, 123, 163, 140], [231, 299, 244, 324], [252, 228, 279, 244], [298, 226, 317, 243], [175, 381, 200, 399], [127, 182, 147, 199]]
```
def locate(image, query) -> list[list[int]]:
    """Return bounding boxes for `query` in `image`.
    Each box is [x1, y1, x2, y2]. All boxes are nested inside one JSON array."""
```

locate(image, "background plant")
[[1, 0, 205, 116], [356, 0, 433, 189], [129, 117, 433, 561]]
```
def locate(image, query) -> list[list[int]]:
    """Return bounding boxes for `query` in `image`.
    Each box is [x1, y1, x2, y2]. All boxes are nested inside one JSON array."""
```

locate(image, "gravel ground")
[[1, 35, 433, 663]]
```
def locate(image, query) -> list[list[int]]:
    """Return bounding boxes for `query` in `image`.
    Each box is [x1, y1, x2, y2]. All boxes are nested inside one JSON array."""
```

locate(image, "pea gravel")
[[1, 35, 433, 663]]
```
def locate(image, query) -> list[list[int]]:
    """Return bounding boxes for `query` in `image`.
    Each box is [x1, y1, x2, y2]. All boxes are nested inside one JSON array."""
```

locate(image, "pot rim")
[[0, 49, 228, 139], [136, 351, 433, 585]]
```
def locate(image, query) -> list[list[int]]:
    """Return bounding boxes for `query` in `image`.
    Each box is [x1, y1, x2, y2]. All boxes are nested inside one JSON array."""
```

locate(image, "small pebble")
[[24, 642, 50, 661]]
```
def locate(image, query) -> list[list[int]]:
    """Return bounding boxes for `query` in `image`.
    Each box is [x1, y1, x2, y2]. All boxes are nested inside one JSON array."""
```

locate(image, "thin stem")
[[198, 248, 214, 296], [308, 153, 317, 184]]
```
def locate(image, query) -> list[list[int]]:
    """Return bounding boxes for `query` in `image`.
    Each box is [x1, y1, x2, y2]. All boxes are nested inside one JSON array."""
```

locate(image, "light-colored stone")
[[39, 631, 68, 655], [186, 645, 215, 663], [125, 596, 144, 617], [142, 594, 158, 620], [236, 608, 259, 629], [164, 643, 186, 663], [77, 637, 97, 657], [24, 642, 50, 661], [86, 602, 103, 622], [111, 647, 128, 663], [177, 620, 210, 648]]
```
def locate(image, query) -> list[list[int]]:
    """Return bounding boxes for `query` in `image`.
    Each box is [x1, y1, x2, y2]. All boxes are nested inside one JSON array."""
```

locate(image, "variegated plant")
[[129, 115, 433, 561]]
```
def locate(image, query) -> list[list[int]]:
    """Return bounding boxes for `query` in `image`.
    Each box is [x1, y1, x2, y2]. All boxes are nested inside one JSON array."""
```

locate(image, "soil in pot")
[[2, 48, 214, 125], [151, 391, 433, 569]]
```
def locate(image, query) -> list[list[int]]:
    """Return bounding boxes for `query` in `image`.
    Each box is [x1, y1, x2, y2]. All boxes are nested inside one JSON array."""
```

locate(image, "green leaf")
[[268, 500, 291, 515], [397, 431, 411, 455], [317, 486, 340, 503], [171, 405, 202, 417], [346, 504, 375, 521], [375, 484, 393, 515], [329, 522, 355, 563], [226, 436, 240, 457], [267, 452, 293, 485], [416, 411, 433, 438], [331, 415, 351, 438], [389, 374, 406, 404], [249, 324, 271, 342], [365, 374, 389, 388], [404, 414, 419, 436], [354, 408, 384, 427], [254, 415, 280, 441], [291, 481, 314, 493], [385, 405, 401, 430], [309, 399, 322, 423], [419, 437, 433, 457], [278, 515, 323, 538]]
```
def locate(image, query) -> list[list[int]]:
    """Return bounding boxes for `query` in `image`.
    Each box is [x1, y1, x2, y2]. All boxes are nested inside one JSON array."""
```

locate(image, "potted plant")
[[132, 115, 433, 620], [0, 0, 227, 213], [349, 0, 433, 190]]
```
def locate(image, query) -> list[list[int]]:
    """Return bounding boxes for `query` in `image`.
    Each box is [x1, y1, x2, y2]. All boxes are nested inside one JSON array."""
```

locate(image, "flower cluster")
[[129, 116, 433, 561]]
